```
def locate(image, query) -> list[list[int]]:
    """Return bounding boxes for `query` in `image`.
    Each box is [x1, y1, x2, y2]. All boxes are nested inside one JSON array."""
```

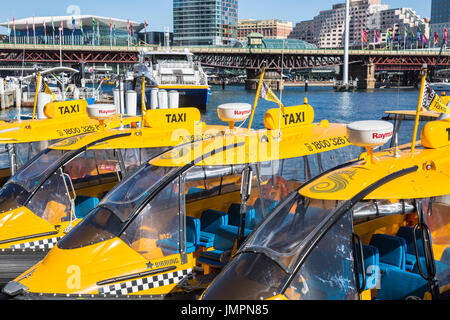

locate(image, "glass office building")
[[173, 0, 238, 46], [431, 0, 450, 24], [431, 0, 450, 42]]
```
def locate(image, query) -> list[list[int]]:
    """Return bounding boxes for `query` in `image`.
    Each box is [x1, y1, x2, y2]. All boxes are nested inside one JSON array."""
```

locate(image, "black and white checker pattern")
[[98, 268, 193, 296], [9, 237, 62, 250]]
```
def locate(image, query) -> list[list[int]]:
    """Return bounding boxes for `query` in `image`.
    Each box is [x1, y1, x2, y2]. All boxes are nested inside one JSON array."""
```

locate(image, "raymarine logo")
[[99, 109, 115, 115], [234, 110, 251, 116], [372, 132, 393, 140]]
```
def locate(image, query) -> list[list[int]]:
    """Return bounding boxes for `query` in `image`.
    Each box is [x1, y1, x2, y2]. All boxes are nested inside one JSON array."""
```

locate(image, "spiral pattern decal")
[[52, 135, 83, 148], [309, 170, 357, 194]]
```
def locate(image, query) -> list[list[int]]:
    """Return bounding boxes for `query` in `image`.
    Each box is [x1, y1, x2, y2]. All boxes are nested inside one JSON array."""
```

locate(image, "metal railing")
[[0, 42, 448, 56]]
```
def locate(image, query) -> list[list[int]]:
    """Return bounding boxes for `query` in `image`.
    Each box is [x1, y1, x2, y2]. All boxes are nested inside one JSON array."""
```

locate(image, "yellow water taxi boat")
[[200, 70, 450, 301], [2, 100, 356, 299], [0, 105, 227, 287], [0, 98, 140, 185]]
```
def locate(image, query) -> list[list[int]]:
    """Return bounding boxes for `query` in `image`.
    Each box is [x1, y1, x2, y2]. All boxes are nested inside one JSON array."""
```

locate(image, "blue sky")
[[0, 0, 431, 33]]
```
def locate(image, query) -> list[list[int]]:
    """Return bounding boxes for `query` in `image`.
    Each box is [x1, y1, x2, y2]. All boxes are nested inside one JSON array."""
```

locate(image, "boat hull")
[[430, 83, 450, 93], [0, 250, 48, 290]]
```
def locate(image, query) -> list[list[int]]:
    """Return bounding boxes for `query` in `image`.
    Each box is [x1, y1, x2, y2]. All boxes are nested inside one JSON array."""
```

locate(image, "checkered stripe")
[[98, 268, 193, 296], [9, 237, 62, 250]]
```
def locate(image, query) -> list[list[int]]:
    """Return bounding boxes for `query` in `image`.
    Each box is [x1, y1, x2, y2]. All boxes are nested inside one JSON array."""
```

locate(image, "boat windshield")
[[0, 148, 69, 213], [153, 54, 190, 63], [58, 164, 180, 249], [239, 194, 342, 272], [203, 195, 357, 300], [99, 164, 179, 222], [9, 148, 68, 193]]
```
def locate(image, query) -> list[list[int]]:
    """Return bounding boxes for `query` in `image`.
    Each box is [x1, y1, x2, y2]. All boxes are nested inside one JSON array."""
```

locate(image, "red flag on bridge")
[[374, 30, 380, 43], [362, 30, 368, 43]]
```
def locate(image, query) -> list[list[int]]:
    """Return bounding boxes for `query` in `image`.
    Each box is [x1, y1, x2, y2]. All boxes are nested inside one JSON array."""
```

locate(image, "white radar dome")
[[87, 104, 117, 119], [217, 103, 252, 124], [347, 120, 394, 148]]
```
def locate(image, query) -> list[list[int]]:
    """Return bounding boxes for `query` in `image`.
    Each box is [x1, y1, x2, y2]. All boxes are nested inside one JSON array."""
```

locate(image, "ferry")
[[2, 100, 356, 299], [0, 104, 226, 288], [200, 76, 450, 301], [133, 50, 211, 110]]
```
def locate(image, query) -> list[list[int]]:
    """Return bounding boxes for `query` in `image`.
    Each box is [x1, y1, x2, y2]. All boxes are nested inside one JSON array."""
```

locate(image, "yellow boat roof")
[[49, 123, 229, 151], [300, 141, 450, 201], [0, 112, 140, 144], [150, 122, 350, 167]]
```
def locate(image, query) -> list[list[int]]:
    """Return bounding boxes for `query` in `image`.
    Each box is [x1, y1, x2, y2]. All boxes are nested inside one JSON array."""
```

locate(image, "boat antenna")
[[247, 67, 266, 130], [31, 69, 41, 121], [343, 0, 350, 87], [141, 76, 146, 125], [277, 38, 286, 140], [411, 64, 428, 154], [119, 73, 124, 129], [429, 40, 446, 83]]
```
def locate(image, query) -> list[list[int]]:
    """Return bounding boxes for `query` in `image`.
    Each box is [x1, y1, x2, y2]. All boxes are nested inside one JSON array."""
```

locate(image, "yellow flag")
[[259, 81, 285, 113], [422, 82, 449, 115], [44, 83, 56, 102]]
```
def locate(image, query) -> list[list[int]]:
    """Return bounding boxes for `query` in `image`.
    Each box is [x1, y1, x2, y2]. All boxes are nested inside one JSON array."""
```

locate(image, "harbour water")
[[205, 85, 424, 145], [0, 85, 425, 174]]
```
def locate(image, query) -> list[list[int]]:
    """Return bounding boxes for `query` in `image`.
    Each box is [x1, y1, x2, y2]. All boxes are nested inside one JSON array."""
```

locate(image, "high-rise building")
[[173, 0, 238, 46], [237, 19, 293, 42], [289, 0, 428, 49], [289, 20, 315, 44], [431, 0, 450, 43]]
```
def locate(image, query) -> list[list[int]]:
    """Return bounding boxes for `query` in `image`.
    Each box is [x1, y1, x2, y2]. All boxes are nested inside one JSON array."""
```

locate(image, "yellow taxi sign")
[[264, 104, 315, 130], [421, 119, 450, 149], [44, 99, 88, 119], [144, 108, 201, 128]]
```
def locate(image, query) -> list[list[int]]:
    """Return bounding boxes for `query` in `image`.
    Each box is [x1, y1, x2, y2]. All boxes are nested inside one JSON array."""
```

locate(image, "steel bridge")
[[0, 44, 448, 88], [0, 44, 448, 70], [189, 47, 450, 71]]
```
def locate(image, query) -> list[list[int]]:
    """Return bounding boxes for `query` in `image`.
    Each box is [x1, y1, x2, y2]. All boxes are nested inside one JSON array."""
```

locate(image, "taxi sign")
[[421, 119, 450, 149], [44, 99, 88, 119], [144, 108, 201, 128], [264, 104, 315, 130]]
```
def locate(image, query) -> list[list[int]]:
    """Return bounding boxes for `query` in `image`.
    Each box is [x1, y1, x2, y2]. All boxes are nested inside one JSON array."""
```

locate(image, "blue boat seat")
[[356, 244, 380, 291], [227, 203, 255, 229], [412, 256, 450, 277], [369, 234, 407, 271], [188, 187, 204, 195], [441, 247, 450, 266], [199, 209, 228, 248], [74, 196, 99, 219], [396, 226, 425, 271], [158, 216, 200, 255], [376, 267, 428, 300], [197, 226, 237, 268]]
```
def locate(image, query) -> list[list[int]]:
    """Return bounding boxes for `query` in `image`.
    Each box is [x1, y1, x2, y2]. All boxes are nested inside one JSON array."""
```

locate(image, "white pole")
[[59, 28, 63, 67], [343, 0, 350, 86]]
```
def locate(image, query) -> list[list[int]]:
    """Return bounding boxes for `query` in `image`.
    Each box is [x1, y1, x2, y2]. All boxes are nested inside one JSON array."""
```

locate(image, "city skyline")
[[0, 0, 432, 34]]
